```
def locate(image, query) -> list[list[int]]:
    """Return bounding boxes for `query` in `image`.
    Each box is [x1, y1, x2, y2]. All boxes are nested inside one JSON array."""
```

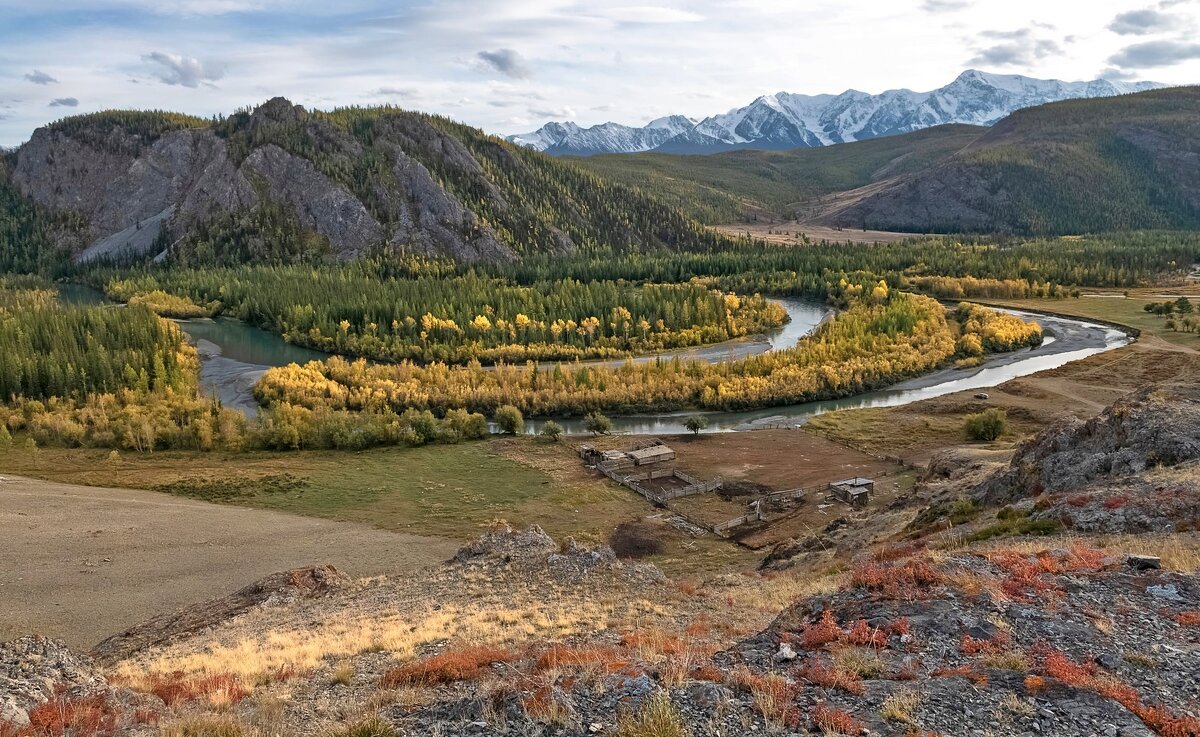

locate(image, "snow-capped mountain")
[[506, 71, 1164, 156], [508, 115, 695, 156]]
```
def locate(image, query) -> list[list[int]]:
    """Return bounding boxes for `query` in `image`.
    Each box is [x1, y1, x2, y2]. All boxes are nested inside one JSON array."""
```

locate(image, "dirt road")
[[0, 475, 459, 649]]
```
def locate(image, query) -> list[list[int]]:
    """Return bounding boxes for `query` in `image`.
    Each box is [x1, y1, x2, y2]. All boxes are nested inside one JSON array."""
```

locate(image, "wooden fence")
[[599, 466, 722, 506]]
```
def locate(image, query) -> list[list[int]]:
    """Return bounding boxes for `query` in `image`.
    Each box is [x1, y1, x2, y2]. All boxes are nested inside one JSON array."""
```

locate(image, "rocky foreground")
[[2, 385, 1200, 737]]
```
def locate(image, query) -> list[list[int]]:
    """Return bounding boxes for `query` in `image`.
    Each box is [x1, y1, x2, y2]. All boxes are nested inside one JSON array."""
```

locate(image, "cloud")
[[1108, 39, 1200, 67], [375, 86, 419, 97], [143, 51, 225, 87], [24, 70, 58, 85], [1108, 8, 1177, 35], [48, 97, 79, 107], [969, 28, 1063, 66], [922, 0, 969, 11], [475, 48, 531, 78], [530, 106, 576, 119], [602, 6, 705, 23]]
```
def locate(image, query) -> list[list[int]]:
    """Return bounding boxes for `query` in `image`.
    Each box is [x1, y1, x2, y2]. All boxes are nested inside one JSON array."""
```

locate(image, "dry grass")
[[980, 649, 1031, 672], [330, 661, 354, 686], [831, 645, 886, 678], [880, 687, 922, 725], [748, 673, 800, 733], [159, 716, 247, 737], [998, 691, 1035, 717], [114, 593, 666, 691], [970, 532, 1200, 573], [615, 692, 687, 737]]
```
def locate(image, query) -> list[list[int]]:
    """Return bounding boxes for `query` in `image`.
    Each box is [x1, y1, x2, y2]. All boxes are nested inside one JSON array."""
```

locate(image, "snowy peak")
[[507, 115, 694, 156], [506, 70, 1166, 155]]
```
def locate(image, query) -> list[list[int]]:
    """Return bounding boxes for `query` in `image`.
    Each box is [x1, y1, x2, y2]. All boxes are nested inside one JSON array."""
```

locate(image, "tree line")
[[252, 293, 1042, 418], [100, 265, 786, 364]]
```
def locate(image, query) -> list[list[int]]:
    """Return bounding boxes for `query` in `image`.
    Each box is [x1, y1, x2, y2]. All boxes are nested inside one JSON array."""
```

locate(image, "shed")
[[626, 444, 676, 466], [830, 477, 874, 506]]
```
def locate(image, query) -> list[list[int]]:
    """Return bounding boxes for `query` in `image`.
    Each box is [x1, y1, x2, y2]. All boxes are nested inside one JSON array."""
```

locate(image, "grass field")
[[0, 437, 765, 574]]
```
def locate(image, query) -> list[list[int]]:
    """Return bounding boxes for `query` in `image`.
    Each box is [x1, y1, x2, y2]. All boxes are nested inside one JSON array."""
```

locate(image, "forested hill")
[[817, 85, 1200, 234], [0, 98, 729, 271]]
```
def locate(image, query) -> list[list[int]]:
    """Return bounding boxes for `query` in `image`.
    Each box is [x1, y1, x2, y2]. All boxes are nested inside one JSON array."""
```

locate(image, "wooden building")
[[830, 477, 874, 506]]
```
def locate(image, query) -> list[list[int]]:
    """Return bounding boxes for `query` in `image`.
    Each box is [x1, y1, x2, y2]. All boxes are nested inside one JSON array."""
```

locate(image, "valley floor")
[[2, 289, 1197, 650]]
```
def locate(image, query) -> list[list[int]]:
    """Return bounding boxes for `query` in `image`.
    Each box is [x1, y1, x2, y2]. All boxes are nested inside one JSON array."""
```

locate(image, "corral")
[[582, 440, 722, 506], [580, 435, 900, 543]]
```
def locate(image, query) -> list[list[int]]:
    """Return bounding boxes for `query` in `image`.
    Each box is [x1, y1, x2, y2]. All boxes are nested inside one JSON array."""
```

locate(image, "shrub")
[[850, 557, 944, 600], [539, 420, 564, 442], [493, 405, 524, 435], [799, 658, 865, 695], [22, 691, 122, 737], [810, 704, 864, 735], [584, 411, 613, 436], [380, 646, 512, 688], [1175, 611, 1200, 627], [683, 415, 709, 436], [964, 408, 1007, 441], [609, 521, 665, 559], [145, 671, 249, 707]]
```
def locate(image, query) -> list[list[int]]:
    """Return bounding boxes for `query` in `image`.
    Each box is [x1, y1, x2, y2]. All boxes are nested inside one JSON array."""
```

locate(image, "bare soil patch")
[[0, 475, 457, 649]]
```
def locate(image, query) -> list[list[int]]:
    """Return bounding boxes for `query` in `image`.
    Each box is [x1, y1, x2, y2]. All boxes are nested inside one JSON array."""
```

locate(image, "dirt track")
[[0, 475, 458, 650]]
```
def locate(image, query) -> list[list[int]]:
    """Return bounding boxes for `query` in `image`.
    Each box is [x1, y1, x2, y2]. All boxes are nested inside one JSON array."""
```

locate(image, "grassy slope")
[[573, 124, 985, 222]]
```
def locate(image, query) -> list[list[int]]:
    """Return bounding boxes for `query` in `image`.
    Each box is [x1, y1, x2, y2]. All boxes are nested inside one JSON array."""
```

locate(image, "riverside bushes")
[[0, 279, 488, 452], [254, 295, 1038, 418]]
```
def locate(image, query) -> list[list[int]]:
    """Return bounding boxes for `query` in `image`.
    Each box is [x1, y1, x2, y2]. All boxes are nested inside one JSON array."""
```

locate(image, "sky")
[[1, 0, 1199, 147]]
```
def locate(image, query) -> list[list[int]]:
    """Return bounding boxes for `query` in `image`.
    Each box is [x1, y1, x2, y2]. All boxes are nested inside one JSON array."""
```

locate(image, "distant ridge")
[[507, 70, 1163, 156]]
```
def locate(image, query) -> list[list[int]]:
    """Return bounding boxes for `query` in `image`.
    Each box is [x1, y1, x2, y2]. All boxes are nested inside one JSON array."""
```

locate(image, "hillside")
[[818, 86, 1200, 234], [0, 98, 728, 270], [575, 124, 985, 223]]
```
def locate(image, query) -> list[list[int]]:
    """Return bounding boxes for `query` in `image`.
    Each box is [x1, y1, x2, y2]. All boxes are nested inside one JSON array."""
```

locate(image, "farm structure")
[[580, 440, 721, 506], [830, 477, 874, 506]]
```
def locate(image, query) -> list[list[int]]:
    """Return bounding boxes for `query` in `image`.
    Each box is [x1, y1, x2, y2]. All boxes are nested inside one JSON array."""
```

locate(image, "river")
[[56, 285, 1129, 431]]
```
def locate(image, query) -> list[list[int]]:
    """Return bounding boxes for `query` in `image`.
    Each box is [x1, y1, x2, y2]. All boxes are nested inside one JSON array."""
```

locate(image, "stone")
[[1127, 555, 1161, 571]]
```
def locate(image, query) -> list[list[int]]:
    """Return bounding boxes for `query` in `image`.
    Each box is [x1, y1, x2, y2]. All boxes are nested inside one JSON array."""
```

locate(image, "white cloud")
[[143, 51, 226, 87], [600, 6, 705, 23], [48, 97, 79, 107]]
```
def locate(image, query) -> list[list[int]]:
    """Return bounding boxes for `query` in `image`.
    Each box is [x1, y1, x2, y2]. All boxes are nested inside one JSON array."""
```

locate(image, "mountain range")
[[576, 86, 1200, 234], [508, 70, 1163, 156]]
